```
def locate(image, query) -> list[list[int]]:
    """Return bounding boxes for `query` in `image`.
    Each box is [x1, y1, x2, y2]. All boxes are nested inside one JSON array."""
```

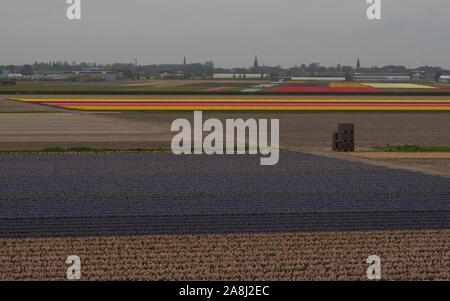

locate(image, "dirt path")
[[288, 148, 450, 178]]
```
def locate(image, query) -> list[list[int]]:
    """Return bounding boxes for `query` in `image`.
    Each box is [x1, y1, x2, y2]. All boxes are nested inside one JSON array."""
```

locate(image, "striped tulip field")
[[11, 98, 450, 111]]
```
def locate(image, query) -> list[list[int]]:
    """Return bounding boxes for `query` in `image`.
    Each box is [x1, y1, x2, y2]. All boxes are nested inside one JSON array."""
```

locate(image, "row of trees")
[[2, 61, 445, 81]]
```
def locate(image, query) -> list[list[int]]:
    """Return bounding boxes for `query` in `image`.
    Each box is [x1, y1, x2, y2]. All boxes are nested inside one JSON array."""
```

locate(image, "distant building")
[[412, 71, 424, 81], [213, 73, 269, 79], [158, 71, 183, 79], [412, 71, 439, 82], [253, 55, 259, 69], [7, 73, 24, 79], [291, 76, 346, 81], [353, 73, 411, 82], [69, 71, 122, 81], [0, 70, 10, 77], [439, 75, 450, 83], [32, 70, 123, 81], [20, 64, 33, 76], [356, 58, 361, 70]]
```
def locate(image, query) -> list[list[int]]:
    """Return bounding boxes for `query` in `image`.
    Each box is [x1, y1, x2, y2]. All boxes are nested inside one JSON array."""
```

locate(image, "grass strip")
[[373, 145, 450, 152], [0, 146, 284, 154], [0, 147, 172, 154], [2, 89, 450, 96]]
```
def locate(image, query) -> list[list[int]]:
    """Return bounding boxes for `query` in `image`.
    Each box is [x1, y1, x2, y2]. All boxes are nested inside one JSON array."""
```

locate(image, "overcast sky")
[[1, 0, 449, 68]]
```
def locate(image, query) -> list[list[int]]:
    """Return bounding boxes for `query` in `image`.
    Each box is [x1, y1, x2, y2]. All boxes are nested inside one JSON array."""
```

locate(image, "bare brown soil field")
[[0, 96, 63, 113], [1, 94, 449, 175], [2, 96, 449, 148], [0, 112, 170, 149], [0, 231, 448, 281], [1, 111, 449, 152]]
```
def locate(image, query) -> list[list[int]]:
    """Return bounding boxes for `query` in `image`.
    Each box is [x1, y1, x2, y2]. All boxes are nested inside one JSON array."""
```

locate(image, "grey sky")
[[1, 0, 449, 68]]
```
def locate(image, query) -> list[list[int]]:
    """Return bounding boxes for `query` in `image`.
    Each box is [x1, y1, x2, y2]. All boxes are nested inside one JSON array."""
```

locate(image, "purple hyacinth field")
[[0, 153, 448, 238]]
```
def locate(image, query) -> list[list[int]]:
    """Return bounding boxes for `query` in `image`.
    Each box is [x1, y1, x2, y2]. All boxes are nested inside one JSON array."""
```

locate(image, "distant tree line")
[[1, 61, 448, 80]]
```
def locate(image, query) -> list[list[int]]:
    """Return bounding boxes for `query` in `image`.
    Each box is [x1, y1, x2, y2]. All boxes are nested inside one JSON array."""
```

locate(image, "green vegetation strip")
[[373, 145, 450, 152], [0, 111, 63, 114], [0, 147, 172, 154], [2, 86, 450, 96], [0, 146, 285, 154], [84, 110, 450, 114]]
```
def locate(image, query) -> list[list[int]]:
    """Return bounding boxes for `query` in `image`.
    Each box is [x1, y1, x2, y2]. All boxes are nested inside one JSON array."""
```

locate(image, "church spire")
[[356, 57, 361, 70], [253, 55, 259, 69], [183, 55, 186, 65]]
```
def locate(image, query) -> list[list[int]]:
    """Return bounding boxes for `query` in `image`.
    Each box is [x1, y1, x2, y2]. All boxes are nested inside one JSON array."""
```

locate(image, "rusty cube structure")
[[333, 123, 355, 152]]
